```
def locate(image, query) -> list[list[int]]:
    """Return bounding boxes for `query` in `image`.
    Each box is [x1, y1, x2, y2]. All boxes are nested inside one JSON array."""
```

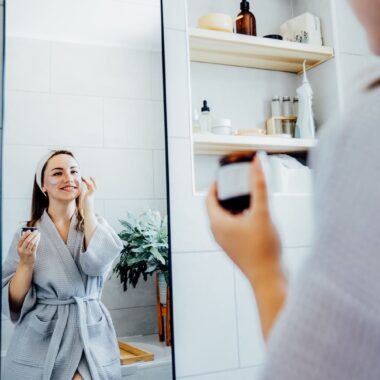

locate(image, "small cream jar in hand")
[[217, 152, 255, 214]]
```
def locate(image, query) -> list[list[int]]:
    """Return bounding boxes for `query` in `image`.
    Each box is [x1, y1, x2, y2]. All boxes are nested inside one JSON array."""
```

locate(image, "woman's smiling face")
[[42, 154, 82, 201]]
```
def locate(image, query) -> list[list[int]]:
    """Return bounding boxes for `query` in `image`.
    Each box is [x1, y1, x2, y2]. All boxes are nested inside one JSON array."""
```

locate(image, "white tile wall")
[[172, 251, 239, 377], [307, 59, 340, 127], [163, 0, 187, 31], [282, 246, 312, 283], [271, 194, 314, 248], [333, 0, 370, 55], [153, 149, 167, 198], [234, 267, 266, 368], [151, 52, 164, 101], [5, 91, 103, 147], [331, 0, 379, 108], [2, 36, 167, 350], [164, 29, 191, 138], [5, 38, 50, 92], [170, 194, 219, 253], [51, 42, 152, 99], [3, 144, 51, 199], [339, 53, 368, 100], [193, 155, 219, 193], [168, 137, 194, 199], [177, 366, 262, 380], [74, 148, 156, 200], [104, 99, 165, 150], [1, 199, 30, 261]]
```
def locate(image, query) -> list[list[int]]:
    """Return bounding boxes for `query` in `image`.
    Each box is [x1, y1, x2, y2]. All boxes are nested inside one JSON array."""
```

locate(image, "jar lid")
[[219, 152, 255, 167], [212, 118, 232, 128]]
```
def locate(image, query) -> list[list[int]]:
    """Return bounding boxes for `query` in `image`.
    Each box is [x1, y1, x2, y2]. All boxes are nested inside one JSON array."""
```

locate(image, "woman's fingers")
[[250, 153, 269, 217], [21, 232, 40, 253], [81, 176, 96, 192], [207, 183, 227, 220], [89, 176, 97, 190], [206, 183, 236, 235], [18, 230, 32, 248], [20, 231, 35, 250]]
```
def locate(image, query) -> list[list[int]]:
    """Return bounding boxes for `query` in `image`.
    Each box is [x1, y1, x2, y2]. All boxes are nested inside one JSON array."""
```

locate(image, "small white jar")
[[211, 118, 232, 135]]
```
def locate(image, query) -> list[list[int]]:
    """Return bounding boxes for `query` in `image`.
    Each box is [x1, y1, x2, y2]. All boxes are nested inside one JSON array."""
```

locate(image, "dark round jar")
[[217, 152, 256, 214]]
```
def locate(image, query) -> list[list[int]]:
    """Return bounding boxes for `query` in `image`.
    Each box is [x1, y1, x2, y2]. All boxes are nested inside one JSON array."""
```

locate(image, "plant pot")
[[158, 272, 167, 305]]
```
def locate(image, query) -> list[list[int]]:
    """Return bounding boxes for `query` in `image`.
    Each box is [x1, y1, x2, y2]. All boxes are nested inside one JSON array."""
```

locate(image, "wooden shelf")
[[189, 28, 334, 74], [193, 133, 317, 155]]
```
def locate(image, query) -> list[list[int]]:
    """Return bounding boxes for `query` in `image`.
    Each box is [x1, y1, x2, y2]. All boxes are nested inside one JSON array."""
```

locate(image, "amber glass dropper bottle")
[[236, 0, 257, 36]]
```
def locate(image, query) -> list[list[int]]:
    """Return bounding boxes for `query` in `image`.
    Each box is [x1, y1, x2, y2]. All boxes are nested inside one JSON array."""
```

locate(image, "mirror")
[[1, 1, 174, 379]]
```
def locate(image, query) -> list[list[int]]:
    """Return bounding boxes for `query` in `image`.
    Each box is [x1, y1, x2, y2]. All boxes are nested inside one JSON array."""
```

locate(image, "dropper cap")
[[240, 0, 250, 11], [201, 100, 210, 112]]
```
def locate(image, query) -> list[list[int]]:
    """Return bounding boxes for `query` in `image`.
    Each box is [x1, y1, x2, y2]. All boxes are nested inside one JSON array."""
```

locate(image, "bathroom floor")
[[119, 334, 173, 379]]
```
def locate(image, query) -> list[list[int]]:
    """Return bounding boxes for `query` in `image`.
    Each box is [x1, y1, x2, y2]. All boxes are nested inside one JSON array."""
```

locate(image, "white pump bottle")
[[295, 60, 316, 139]]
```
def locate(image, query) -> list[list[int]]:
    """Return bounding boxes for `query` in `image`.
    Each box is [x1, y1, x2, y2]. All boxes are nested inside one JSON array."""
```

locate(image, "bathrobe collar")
[[40, 209, 86, 295]]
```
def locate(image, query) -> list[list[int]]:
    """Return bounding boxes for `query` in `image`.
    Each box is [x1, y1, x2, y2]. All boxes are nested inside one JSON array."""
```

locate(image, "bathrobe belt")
[[38, 294, 105, 380]]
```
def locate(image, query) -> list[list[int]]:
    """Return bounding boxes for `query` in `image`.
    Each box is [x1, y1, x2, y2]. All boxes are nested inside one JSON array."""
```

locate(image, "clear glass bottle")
[[236, 0, 257, 36], [200, 100, 212, 133], [192, 108, 201, 133], [271, 96, 283, 134], [282, 96, 292, 135]]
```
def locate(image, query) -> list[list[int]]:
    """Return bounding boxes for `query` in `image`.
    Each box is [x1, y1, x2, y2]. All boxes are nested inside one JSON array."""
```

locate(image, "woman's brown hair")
[[27, 150, 83, 230]]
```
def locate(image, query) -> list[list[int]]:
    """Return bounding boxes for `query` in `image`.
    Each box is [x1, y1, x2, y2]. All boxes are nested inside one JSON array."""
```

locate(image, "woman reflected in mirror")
[[2, 150, 123, 380]]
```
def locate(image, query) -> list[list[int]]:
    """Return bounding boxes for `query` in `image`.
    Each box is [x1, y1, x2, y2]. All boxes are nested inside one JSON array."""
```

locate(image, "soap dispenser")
[[236, 0, 257, 36], [200, 100, 212, 133]]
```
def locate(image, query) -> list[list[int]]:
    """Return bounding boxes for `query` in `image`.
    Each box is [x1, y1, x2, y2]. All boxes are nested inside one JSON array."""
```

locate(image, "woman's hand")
[[17, 230, 40, 267], [79, 176, 97, 217], [207, 154, 281, 283]]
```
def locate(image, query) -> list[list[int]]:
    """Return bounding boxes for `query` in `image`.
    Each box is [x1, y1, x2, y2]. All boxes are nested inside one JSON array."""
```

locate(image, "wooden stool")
[[156, 273, 171, 346]]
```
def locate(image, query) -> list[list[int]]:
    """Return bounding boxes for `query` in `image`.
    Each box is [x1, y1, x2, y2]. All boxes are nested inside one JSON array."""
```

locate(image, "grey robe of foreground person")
[[2, 210, 124, 380], [259, 83, 380, 378]]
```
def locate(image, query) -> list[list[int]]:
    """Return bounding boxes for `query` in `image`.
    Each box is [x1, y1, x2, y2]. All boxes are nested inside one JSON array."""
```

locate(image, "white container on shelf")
[[280, 13, 323, 46], [211, 118, 232, 135], [269, 154, 312, 193]]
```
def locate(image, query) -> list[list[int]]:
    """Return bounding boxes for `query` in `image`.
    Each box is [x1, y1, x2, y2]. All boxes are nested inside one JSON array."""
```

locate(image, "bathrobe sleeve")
[[2, 231, 37, 324], [258, 89, 380, 379], [80, 216, 123, 276]]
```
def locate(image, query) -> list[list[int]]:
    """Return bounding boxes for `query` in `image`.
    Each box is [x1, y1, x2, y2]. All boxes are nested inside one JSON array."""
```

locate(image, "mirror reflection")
[[1, 1, 173, 379]]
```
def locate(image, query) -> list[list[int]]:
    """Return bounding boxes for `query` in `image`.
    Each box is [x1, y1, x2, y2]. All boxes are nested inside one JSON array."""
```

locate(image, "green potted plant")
[[113, 210, 169, 304]]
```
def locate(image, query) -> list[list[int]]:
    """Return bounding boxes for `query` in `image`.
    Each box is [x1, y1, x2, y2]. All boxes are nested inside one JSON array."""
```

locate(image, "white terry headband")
[[35, 151, 56, 196]]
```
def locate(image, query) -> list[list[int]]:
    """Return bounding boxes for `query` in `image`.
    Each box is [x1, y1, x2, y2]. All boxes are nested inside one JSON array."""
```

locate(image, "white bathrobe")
[[2, 210, 124, 380], [258, 86, 380, 378]]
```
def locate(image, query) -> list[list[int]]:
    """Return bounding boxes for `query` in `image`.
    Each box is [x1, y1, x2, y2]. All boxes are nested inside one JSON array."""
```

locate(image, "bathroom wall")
[[1, 36, 166, 354], [331, 0, 380, 107]]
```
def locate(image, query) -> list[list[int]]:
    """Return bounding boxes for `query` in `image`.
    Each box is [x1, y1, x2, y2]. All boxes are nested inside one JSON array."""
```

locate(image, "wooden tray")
[[118, 340, 154, 365]]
